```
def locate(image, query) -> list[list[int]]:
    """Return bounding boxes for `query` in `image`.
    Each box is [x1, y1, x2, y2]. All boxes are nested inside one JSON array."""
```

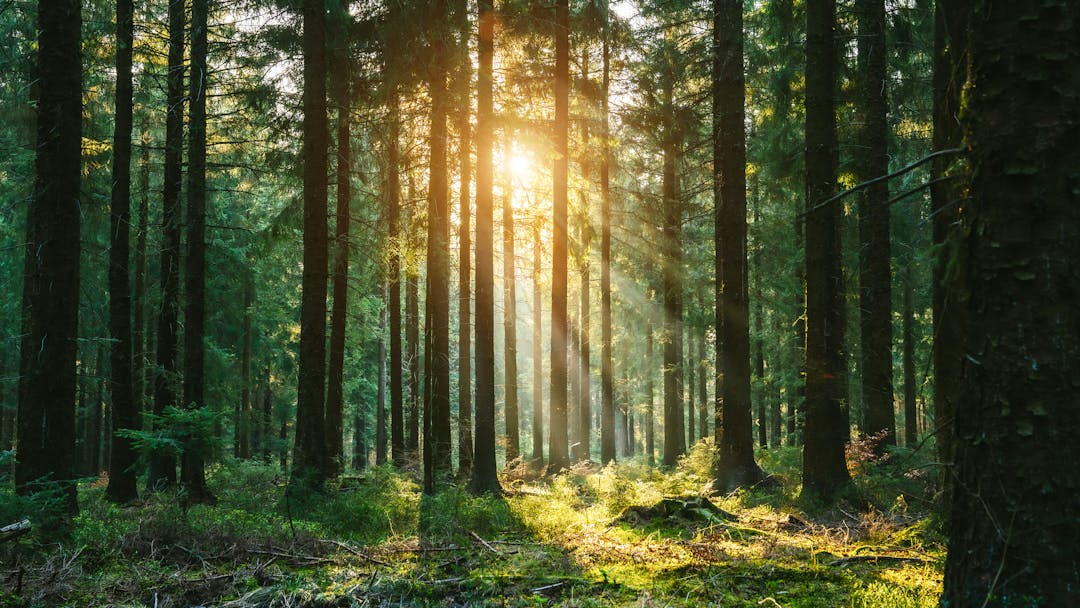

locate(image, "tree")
[[800, 0, 849, 501], [598, 0, 615, 466], [942, 4, 1080, 604], [325, 0, 352, 477], [388, 90, 405, 464], [930, 0, 968, 490], [855, 0, 894, 449], [660, 31, 685, 468], [15, 0, 83, 519], [181, 0, 214, 504], [548, 0, 571, 472], [531, 223, 544, 465], [503, 132, 521, 463], [454, 0, 473, 476], [292, 0, 330, 490], [469, 0, 502, 495], [423, 0, 453, 492], [149, 0, 185, 492], [105, 0, 139, 504], [714, 0, 765, 491]]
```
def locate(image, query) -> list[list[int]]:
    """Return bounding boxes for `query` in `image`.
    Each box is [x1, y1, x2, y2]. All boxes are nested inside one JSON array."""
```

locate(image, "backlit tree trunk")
[[548, 0, 571, 472], [599, 0, 615, 466], [468, 0, 502, 494], [503, 132, 520, 463], [292, 0, 330, 489]]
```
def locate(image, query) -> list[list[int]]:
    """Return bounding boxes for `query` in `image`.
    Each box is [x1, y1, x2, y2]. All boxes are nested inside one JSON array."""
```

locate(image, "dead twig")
[[469, 531, 500, 555], [531, 581, 565, 594], [322, 539, 392, 567]]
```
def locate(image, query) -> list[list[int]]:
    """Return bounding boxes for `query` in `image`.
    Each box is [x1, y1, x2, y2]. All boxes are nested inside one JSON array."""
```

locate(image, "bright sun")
[[509, 153, 531, 181]]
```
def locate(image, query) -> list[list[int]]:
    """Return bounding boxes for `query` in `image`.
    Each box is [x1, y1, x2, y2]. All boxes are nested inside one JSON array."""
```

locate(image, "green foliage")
[[118, 405, 227, 464]]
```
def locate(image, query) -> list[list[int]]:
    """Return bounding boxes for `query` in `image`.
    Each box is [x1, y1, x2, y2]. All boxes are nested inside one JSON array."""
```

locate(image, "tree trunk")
[[902, 269, 916, 447], [455, 89, 473, 478], [181, 0, 213, 504], [238, 271, 254, 459], [292, 0, 330, 490], [423, 0, 453, 492], [714, 0, 765, 491], [386, 89, 405, 466], [855, 0, 894, 449], [930, 0, 968, 505], [134, 123, 149, 419], [661, 64, 685, 467], [943, 5, 1080, 603], [800, 0, 849, 501], [377, 301, 387, 465], [687, 326, 696, 447], [503, 132, 520, 464], [578, 229, 591, 462], [352, 409, 365, 471], [698, 326, 708, 440], [105, 0, 138, 504], [599, 0, 615, 467], [531, 223, 544, 465], [645, 314, 655, 465], [468, 0, 502, 494], [148, 0, 185, 492], [406, 271, 420, 453], [325, 11, 352, 476], [548, 0, 570, 472]]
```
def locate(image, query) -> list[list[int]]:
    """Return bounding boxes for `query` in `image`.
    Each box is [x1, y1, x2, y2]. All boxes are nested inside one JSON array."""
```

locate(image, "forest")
[[0, 0, 1077, 605]]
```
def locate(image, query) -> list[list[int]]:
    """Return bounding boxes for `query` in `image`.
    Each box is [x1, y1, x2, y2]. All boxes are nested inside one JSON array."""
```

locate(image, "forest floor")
[[0, 442, 945, 607]]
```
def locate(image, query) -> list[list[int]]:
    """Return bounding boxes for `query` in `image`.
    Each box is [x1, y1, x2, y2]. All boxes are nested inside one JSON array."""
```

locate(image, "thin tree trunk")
[[106, 0, 138, 503], [599, 0, 615, 467], [902, 270, 917, 447], [698, 326, 708, 440], [352, 409, 365, 471], [930, 0, 968, 505], [406, 272, 420, 453], [456, 93, 473, 477], [134, 126, 149, 419], [292, 0, 330, 489], [377, 301, 388, 465], [548, 0, 571, 472], [238, 271, 254, 459], [645, 314, 655, 465], [503, 132, 520, 463], [687, 326, 696, 447], [468, 0, 502, 494], [531, 224, 544, 465], [388, 89, 405, 465], [325, 14, 352, 476], [661, 64, 685, 467], [578, 228, 591, 463], [801, 0, 849, 501]]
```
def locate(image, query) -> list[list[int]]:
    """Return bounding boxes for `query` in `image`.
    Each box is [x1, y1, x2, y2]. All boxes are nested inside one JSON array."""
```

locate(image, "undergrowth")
[[0, 445, 945, 607]]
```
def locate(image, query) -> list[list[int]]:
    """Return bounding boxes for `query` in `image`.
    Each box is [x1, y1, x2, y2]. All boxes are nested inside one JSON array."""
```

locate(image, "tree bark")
[[855, 0, 894, 449], [149, 0, 185, 492], [406, 271, 420, 453], [238, 271, 254, 459], [943, 4, 1080, 603], [645, 313, 655, 465], [902, 269, 916, 447], [599, 0, 615, 467], [503, 132, 520, 463], [181, 0, 213, 504], [687, 326, 696, 447], [455, 80, 473, 478], [377, 301, 387, 465], [292, 0, 330, 490], [387, 87, 405, 465], [325, 9, 352, 476], [930, 0, 968, 505], [548, 0, 571, 472], [800, 0, 849, 501], [698, 326, 708, 441], [531, 223, 544, 465], [661, 60, 685, 467], [714, 0, 764, 491], [106, 0, 138, 504], [468, 0, 502, 494]]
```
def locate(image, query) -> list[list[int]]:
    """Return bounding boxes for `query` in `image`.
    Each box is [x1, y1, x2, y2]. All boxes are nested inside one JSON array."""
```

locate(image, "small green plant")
[[118, 405, 227, 470]]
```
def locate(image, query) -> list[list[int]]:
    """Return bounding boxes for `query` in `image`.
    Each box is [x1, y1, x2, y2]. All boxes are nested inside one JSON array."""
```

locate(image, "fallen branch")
[[828, 554, 934, 568], [0, 520, 30, 543], [322, 539, 391, 567], [531, 581, 565, 594], [469, 531, 501, 555]]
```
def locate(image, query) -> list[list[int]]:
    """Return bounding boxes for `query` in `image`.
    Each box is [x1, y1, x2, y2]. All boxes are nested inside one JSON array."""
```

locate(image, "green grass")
[[0, 450, 945, 607]]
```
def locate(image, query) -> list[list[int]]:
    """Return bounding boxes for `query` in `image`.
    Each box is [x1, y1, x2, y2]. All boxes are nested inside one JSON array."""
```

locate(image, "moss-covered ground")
[[0, 442, 945, 607]]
